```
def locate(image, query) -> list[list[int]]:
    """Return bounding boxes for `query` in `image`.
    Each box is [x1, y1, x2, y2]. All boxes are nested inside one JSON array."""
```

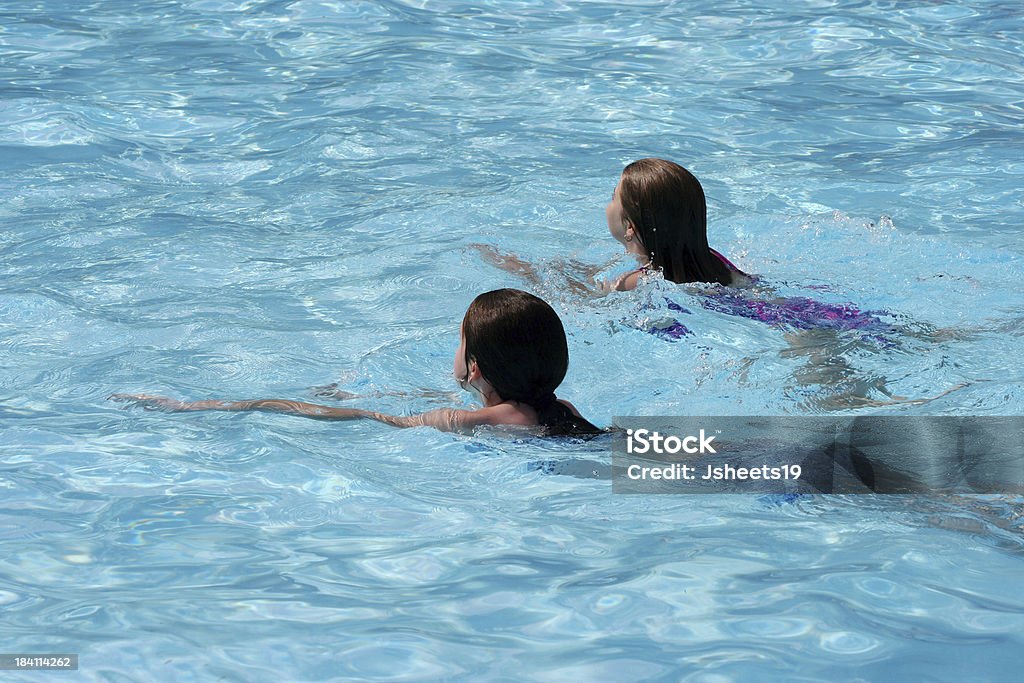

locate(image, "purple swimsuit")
[[644, 250, 893, 341]]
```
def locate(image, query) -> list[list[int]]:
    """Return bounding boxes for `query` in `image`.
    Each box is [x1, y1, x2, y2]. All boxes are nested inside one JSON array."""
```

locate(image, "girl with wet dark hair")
[[110, 289, 601, 436], [455, 288, 599, 435], [478, 159, 893, 340], [474, 157, 749, 292], [606, 159, 902, 341], [607, 157, 747, 290]]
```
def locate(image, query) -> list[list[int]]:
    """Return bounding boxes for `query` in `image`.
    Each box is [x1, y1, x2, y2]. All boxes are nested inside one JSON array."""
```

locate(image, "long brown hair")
[[462, 289, 600, 436], [619, 158, 733, 286]]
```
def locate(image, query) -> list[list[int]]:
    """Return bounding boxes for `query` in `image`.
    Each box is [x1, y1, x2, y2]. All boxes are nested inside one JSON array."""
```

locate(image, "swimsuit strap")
[[709, 248, 739, 272], [710, 248, 755, 282]]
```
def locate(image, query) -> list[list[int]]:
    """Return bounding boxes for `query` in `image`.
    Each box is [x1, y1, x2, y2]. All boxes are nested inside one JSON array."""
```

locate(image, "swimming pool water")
[[2, 1, 1023, 680]]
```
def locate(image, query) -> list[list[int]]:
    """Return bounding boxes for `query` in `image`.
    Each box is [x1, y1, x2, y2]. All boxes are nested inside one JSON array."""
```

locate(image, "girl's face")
[[454, 326, 489, 402], [607, 177, 647, 256], [453, 326, 469, 388], [606, 178, 629, 245]]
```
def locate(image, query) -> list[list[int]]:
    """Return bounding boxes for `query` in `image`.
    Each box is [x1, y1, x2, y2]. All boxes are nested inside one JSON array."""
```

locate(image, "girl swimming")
[[110, 289, 601, 436], [473, 157, 748, 293], [605, 161, 969, 408], [479, 158, 894, 338], [606, 157, 748, 291], [475, 160, 965, 410]]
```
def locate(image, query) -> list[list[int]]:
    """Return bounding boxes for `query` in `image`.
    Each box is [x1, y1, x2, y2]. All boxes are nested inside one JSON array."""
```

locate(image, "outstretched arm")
[[470, 243, 616, 296], [469, 243, 543, 286], [108, 394, 500, 432], [110, 394, 366, 420]]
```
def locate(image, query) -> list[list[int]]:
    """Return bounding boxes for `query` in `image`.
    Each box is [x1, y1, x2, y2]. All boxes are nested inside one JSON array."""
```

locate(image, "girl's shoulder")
[[467, 402, 537, 428], [418, 403, 535, 432], [557, 398, 584, 418]]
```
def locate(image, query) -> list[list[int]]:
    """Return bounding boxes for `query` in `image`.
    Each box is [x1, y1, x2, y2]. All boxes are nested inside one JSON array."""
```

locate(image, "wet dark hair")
[[462, 289, 601, 436], [619, 158, 734, 286]]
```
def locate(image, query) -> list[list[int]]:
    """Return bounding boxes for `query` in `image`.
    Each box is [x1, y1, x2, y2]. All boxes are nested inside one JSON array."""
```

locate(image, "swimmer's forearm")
[[110, 394, 468, 430], [207, 404, 464, 430], [470, 244, 542, 285], [208, 403, 465, 431], [178, 399, 367, 420], [108, 394, 365, 420], [193, 402, 457, 428], [471, 244, 610, 295]]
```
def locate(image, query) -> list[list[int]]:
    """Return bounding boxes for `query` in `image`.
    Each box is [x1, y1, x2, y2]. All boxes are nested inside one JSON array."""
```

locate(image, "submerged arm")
[[108, 394, 498, 432], [110, 394, 365, 420], [469, 243, 543, 286], [470, 244, 621, 296]]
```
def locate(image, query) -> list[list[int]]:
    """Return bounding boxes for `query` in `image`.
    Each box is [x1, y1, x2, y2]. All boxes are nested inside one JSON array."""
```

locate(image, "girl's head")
[[454, 288, 599, 435], [606, 158, 732, 286], [456, 288, 567, 405]]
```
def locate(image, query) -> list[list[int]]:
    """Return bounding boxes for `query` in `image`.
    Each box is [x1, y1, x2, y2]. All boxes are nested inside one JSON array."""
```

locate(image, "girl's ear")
[[468, 359, 482, 381]]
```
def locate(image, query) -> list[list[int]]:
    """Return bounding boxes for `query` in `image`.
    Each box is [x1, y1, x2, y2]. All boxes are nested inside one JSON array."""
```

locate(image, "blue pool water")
[[2, 1, 1024, 680]]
